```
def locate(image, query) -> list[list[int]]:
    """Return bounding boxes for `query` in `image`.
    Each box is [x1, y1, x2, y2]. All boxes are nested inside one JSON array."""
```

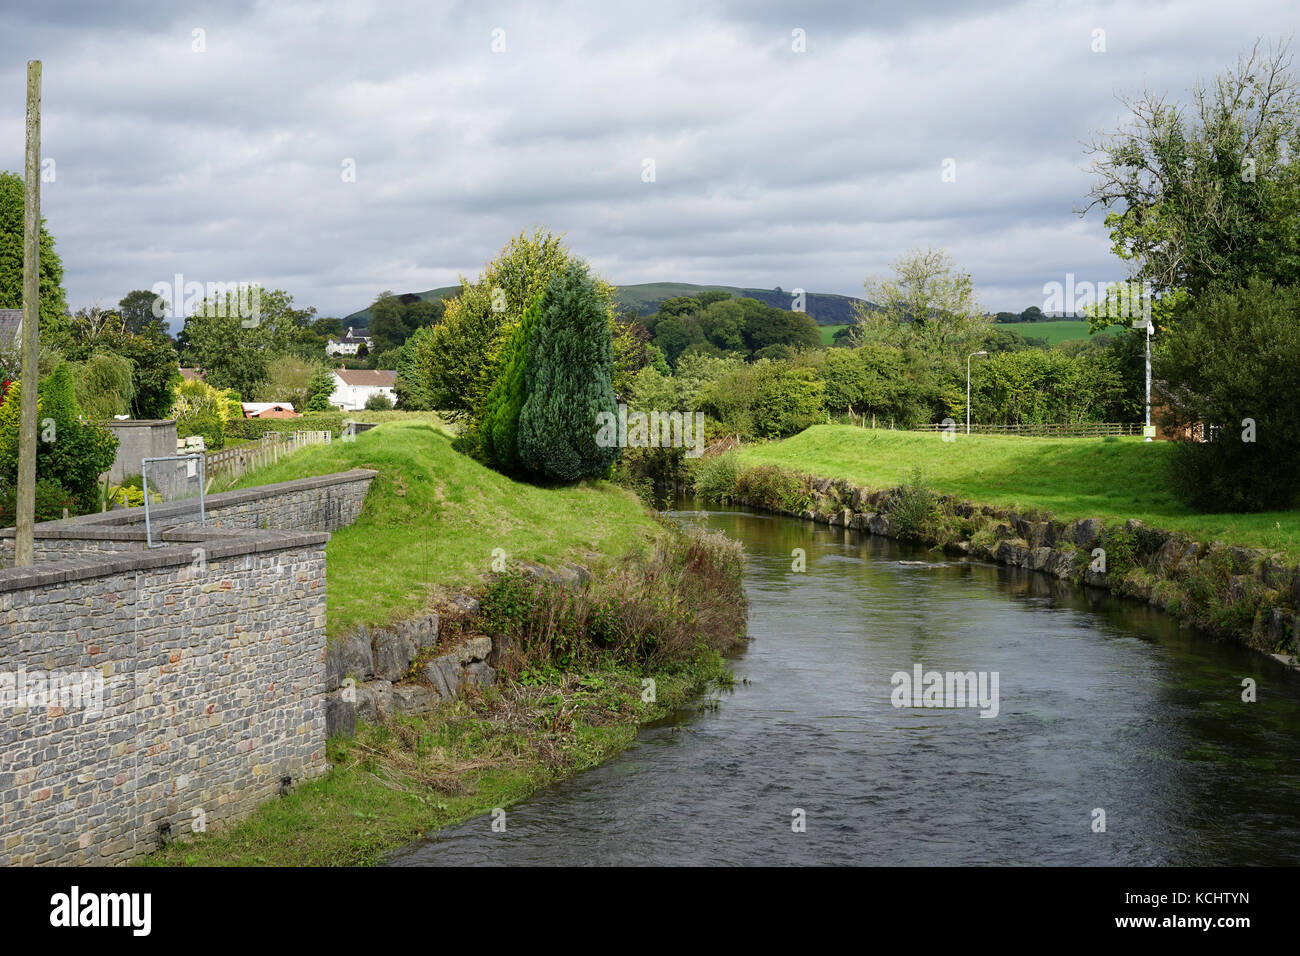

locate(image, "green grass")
[[995, 319, 1127, 345], [819, 324, 848, 345], [738, 425, 1300, 558], [227, 421, 658, 636], [143, 661, 725, 866]]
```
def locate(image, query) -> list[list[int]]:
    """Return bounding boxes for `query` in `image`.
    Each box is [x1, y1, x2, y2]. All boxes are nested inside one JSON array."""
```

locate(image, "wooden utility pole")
[[15, 61, 41, 566]]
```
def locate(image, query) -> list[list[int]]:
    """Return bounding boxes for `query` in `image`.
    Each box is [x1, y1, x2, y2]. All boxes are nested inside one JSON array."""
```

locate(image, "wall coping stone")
[[0, 468, 377, 537]]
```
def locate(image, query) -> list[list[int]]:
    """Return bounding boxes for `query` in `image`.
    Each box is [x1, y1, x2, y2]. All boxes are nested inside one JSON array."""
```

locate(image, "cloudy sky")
[[0, 0, 1295, 320]]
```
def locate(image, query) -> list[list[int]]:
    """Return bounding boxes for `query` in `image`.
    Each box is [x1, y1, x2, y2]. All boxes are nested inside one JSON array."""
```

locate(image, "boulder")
[[372, 629, 417, 682], [1071, 518, 1104, 550], [424, 654, 463, 700], [354, 679, 394, 723], [456, 637, 493, 664], [328, 628, 374, 688], [995, 540, 1030, 567], [464, 661, 497, 690], [392, 684, 440, 716], [1024, 547, 1055, 572], [850, 513, 869, 531], [449, 593, 481, 616], [395, 613, 440, 652], [324, 691, 356, 739], [488, 632, 515, 670]]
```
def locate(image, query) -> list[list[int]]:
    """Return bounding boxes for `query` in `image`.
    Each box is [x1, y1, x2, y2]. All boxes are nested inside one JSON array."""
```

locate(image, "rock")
[[423, 654, 463, 700], [850, 513, 869, 531], [332, 628, 374, 684], [1072, 518, 1104, 550], [1024, 547, 1054, 572], [867, 513, 891, 536], [1154, 535, 1194, 576], [371, 629, 417, 682], [850, 487, 870, 511], [1229, 547, 1258, 574], [1262, 559, 1294, 592], [464, 661, 497, 689], [488, 632, 515, 670], [800, 510, 816, 522], [455, 637, 493, 664], [1083, 567, 1109, 588], [324, 640, 345, 693], [392, 684, 440, 716], [1011, 516, 1034, 541], [324, 691, 356, 739], [354, 679, 394, 723], [828, 510, 843, 527], [562, 563, 592, 584], [449, 593, 481, 616], [1048, 550, 1077, 579], [995, 540, 1030, 567], [395, 613, 440, 652], [949, 540, 971, 555]]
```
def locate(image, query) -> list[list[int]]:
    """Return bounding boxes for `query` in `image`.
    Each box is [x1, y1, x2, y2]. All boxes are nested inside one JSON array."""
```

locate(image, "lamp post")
[[1133, 317, 1154, 442], [966, 350, 987, 435]]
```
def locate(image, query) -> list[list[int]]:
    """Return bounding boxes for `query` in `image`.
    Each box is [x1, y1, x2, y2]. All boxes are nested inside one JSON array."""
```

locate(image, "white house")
[[325, 327, 373, 357], [329, 369, 397, 410]]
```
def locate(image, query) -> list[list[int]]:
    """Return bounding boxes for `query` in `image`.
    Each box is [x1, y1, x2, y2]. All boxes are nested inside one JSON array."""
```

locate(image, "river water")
[[389, 499, 1300, 865]]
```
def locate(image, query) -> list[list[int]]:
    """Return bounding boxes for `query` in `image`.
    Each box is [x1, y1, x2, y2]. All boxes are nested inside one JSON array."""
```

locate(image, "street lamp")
[[966, 351, 988, 435], [1133, 318, 1154, 442]]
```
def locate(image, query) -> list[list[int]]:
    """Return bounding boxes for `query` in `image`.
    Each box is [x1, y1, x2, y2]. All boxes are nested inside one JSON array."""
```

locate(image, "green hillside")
[[996, 319, 1128, 344], [343, 282, 869, 327]]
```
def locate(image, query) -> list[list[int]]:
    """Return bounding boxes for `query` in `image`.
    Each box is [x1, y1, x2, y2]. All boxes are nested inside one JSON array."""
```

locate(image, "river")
[[388, 498, 1300, 865]]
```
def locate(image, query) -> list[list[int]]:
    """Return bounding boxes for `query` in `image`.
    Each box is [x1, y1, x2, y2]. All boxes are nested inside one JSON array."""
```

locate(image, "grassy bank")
[[146, 420, 746, 865], [738, 426, 1300, 558], [145, 657, 728, 866], [228, 421, 659, 637]]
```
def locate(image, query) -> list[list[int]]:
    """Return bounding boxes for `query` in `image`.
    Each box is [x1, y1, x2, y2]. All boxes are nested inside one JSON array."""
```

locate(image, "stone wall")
[[0, 468, 377, 866]]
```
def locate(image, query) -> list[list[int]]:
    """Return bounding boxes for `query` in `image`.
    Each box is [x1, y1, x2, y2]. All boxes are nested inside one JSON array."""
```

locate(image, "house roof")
[[335, 369, 396, 388], [241, 402, 296, 416], [0, 309, 22, 348], [332, 326, 372, 345]]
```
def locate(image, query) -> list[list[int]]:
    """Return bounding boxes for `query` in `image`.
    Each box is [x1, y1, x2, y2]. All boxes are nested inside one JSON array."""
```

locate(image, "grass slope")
[[229, 421, 658, 636], [995, 319, 1128, 344], [739, 425, 1300, 557]]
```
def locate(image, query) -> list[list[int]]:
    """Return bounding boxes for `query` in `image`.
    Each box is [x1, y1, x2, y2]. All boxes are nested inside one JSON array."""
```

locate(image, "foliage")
[[0, 364, 118, 516], [886, 467, 942, 541], [363, 391, 394, 410], [71, 351, 135, 420], [689, 451, 742, 503], [478, 294, 542, 473], [223, 411, 348, 441], [1156, 279, 1300, 511], [516, 263, 621, 481], [852, 248, 991, 360], [0, 170, 68, 336], [306, 366, 336, 411]]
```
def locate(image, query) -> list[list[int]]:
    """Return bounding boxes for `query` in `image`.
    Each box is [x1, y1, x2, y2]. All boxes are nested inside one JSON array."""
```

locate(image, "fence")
[[910, 422, 1147, 438], [204, 429, 333, 490]]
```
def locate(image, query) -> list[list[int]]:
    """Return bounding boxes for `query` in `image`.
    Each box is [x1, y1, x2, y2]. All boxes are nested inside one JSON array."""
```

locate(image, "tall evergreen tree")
[[517, 263, 620, 481]]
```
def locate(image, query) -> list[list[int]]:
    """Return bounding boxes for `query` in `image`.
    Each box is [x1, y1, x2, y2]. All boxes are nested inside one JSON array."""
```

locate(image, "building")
[[325, 327, 373, 357], [241, 402, 300, 419], [329, 369, 396, 411], [0, 309, 20, 350]]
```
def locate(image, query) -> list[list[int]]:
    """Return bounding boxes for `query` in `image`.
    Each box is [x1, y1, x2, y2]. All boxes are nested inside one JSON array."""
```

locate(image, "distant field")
[[738, 425, 1300, 558], [820, 324, 849, 345], [998, 320, 1126, 345]]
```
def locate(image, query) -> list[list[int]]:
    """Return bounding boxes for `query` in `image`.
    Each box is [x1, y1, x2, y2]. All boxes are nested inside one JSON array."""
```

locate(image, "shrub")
[[364, 391, 394, 410], [690, 451, 741, 503], [478, 293, 542, 472], [1157, 279, 1300, 511], [887, 468, 942, 540], [732, 464, 813, 513], [516, 263, 620, 481], [223, 411, 346, 441], [0, 477, 73, 524], [478, 523, 747, 672]]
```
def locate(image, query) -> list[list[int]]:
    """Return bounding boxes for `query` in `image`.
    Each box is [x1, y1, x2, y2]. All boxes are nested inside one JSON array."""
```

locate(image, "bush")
[[364, 391, 394, 410], [732, 463, 813, 512], [223, 411, 346, 441], [479, 294, 542, 473], [1157, 279, 1300, 511], [886, 468, 942, 540], [0, 477, 74, 524], [517, 263, 620, 481], [690, 451, 741, 503], [478, 523, 746, 671], [178, 412, 226, 450]]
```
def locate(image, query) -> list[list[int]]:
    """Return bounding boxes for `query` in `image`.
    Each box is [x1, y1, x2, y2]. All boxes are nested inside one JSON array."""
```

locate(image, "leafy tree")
[[1155, 279, 1300, 510], [852, 248, 990, 359], [480, 294, 542, 473], [306, 366, 336, 411], [516, 263, 620, 481], [364, 391, 394, 410], [652, 316, 692, 367], [119, 289, 169, 337], [369, 292, 408, 354], [61, 328, 180, 419], [1082, 38, 1300, 320], [0, 170, 68, 335], [71, 351, 135, 419], [0, 363, 117, 514], [748, 360, 825, 438]]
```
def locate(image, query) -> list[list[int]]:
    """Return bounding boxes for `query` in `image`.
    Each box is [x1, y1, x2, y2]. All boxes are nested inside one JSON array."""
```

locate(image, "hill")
[[342, 282, 870, 327]]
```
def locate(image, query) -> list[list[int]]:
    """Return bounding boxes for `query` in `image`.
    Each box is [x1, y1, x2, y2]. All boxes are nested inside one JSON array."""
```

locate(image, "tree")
[[61, 327, 180, 420], [369, 292, 408, 354], [0, 363, 117, 514], [306, 366, 336, 411], [479, 294, 542, 473], [119, 289, 169, 337], [405, 229, 593, 422], [517, 263, 620, 481], [0, 170, 69, 335], [852, 248, 990, 358], [1155, 279, 1300, 511], [1082, 38, 1300, 321], [364, 391, 394, 410], [180, 296, 268, 399]]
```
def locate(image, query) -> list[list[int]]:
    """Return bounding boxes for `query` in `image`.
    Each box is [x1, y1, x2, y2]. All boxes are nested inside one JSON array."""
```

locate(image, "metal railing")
[[910, 421, 1147, 437]]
